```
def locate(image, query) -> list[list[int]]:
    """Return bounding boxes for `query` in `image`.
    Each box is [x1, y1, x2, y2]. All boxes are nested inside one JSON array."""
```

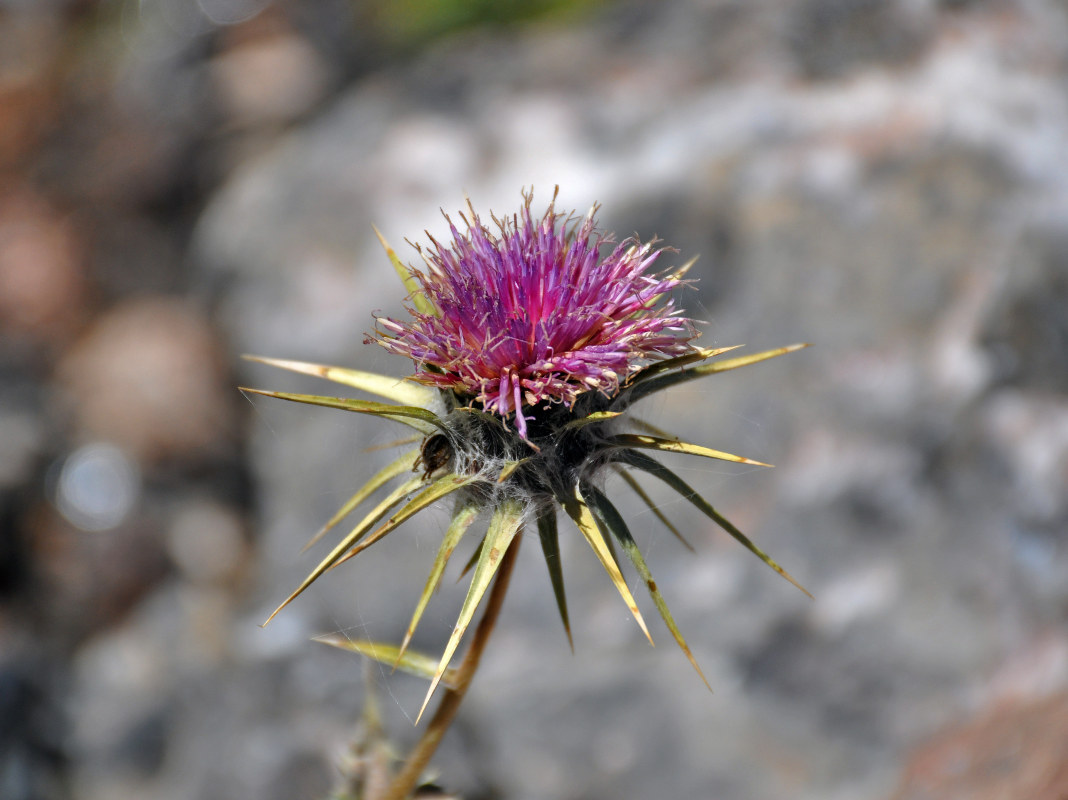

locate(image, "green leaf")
[[301, 448, 421, 553], [314, 635, 459, 689], [395, 498, 482, 664], [560, 410, 622, 432], [607, 433, 771, 467], [536, 508, 572, 651], [625, 345, 743, 388], [619, 450, 811, 598], [562, 488, 653, 645], [363, 434, 422, 452], [580, 483, 709, 689], [242, 354, 439, 408], [264, 476, 424, 625], [373, 225, 438, 317], [627, 416, 681, 440], [332, 473, 477, 569], [670, 253, 700, 280], [625, 343, 811, 405], [457, 535, 484, 581], [496, 459, 528, 483], [612, 465, 694, 552], [418, 499, 524, 722], [239, 387, 445, 435]]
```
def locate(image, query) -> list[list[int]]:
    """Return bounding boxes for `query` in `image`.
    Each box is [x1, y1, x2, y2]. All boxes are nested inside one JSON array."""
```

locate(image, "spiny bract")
[[243, 189, 809, 721]]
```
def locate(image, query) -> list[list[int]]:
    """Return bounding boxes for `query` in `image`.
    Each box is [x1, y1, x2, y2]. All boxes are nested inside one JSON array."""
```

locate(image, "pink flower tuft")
[[372, 191, 695, 438]]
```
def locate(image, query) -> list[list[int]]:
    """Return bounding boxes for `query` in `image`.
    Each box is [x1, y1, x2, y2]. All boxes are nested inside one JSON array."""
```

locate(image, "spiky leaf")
[[536, 508, 572, 650], [608, 433, 771, 467], [396, 498, 482, 663], [624, 343, 810, 405], [496, 459, 527, 483], [457, 535, 483, 581], [374, 225, 438, 317], [264, 476, 424, 625], [562, 489, 653, 646], [612, 465, 693, 552], [333, 473, 477, 569], [561, 410, 622, 432], [581, 483, 709, 689], [302, 448, 420, 553], [242, 354, 438, 408], [418, 500, 525, 722], [625, 345, 742, 387], [240, 387, 444, 435], [619, 450, 811, 598], [314, 635, 459, 689]]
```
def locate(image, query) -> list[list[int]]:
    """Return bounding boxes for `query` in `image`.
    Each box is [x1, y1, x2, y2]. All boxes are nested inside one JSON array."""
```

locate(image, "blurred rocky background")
[[3, 0, 1068, 798]]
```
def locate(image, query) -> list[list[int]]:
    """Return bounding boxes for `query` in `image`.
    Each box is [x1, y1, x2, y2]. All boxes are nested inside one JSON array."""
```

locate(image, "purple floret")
[[372, 191, 695, 438]]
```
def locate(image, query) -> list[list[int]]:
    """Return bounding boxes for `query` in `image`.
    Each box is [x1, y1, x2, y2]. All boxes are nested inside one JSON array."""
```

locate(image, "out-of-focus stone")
[[981, 390, 1068, 523], [0, 410, 44, 489], [807, 562, 901, 635], [981, 226, 1068, 394], [0, 188, 89, 350], [165, 498, 250, 586], [0, 655, 68, 800], [198, 0, 272, 27], [9, 1, 1065, 800], [58, 114, 187, 211], [55, 298, 236, 466], [892, 692, 1068, 800], [985, 633, 1068, 704], [787, 0, 933, 80], [780, 427, 922, 524], [28, 502, 169, 645], [731, 146, 1015, 349], [187, 3, 1068, 798], [68, 582, 246, 800], [53, 443, 141, 533], [211, 32, 330, 128], [0, 14, 62, 171]]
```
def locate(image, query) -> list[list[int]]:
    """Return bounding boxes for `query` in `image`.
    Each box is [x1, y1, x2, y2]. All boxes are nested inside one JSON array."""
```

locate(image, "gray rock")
[[55, 0, 1068, 799]]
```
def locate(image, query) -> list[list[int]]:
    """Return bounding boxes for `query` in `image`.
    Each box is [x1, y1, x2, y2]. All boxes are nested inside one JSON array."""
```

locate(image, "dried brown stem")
[[377, 536, 521, 800]]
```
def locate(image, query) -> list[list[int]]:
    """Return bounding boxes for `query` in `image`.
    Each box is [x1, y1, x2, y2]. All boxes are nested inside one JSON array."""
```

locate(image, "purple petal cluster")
[[373, 192, 695, 437]]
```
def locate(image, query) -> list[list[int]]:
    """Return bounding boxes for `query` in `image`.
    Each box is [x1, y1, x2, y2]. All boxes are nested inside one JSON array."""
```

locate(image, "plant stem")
[[378, 537, 521, 800]]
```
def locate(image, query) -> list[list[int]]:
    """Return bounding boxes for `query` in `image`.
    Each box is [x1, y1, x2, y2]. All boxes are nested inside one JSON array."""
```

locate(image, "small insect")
[[416, 432, 453, 479]]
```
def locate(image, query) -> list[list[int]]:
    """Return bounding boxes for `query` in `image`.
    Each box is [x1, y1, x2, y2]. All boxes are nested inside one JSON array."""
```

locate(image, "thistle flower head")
[[370, 189, 695, 439], [243, 189, 810, 723]]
